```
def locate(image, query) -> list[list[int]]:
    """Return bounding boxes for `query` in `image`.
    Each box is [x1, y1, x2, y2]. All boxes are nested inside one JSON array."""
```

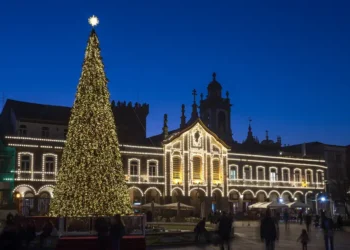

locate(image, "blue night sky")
[[1, 0, 350, 146]]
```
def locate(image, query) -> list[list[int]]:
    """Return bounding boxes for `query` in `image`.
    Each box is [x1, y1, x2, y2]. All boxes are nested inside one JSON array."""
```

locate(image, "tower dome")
[[207, 72, 222, 98]]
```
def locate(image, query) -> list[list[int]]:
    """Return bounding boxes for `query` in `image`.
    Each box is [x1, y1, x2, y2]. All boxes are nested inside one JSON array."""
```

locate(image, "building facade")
[[0, 74, 327, 216]]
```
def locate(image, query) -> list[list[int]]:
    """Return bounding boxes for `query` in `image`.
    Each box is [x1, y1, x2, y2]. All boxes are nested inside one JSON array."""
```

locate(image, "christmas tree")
[[50, 17, 132, 217]]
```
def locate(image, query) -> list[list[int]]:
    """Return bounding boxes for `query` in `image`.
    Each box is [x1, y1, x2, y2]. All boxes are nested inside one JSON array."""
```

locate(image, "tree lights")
[[49, 23, 131, 216]]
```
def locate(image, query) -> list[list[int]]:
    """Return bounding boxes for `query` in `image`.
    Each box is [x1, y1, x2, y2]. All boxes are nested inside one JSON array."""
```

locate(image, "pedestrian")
[[95, 217, 109, 250], [110, 214, 125, 250], [283, 210, 289, 230], [297, 229, 309, 250], [39, 219, 53, 249], [336, 215, 343, 231], [260, 209, 278, 250], [298, 210, 303, 225], [218, 212, 232, 250], [322, 214, 334, 250], [305, 213, 312, 233], [194, 217, 208, 242]]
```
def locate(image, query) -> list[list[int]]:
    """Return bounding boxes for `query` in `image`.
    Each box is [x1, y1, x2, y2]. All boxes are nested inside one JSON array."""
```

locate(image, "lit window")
[[192, 156, 202, 180], [212, 160, 220, 181], [172, 157, 181, 180], [21, 155, 31, 171], [18, 125, 27, 136], [130, 161, 138, 175], [270, 169, 277, 182], [45, 156, 55, 172], [149, 162, 156, 176], [229, 167, 237, 180], [41, 127, 50, 138]]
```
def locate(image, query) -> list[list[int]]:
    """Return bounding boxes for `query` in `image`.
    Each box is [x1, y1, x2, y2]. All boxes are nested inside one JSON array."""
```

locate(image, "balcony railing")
[[125, 175, 165, 184], [227, 179, 325, 189]]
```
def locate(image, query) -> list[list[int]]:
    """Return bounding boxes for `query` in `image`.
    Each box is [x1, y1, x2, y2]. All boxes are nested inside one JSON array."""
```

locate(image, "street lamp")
[[15, 193, 21, 215]]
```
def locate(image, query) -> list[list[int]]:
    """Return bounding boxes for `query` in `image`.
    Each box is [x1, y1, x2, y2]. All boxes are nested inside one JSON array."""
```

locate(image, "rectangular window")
[[41, 127, 50, 138], [258, 169, 264, 180], [45, 157, 55, 172], [230, 169, 237, 179], [270, 172, 276, 182], [130, 162, 138, 175], [18, 125, 27, 136], [21, 155, 30, 171], [172, 157, 181, 180]]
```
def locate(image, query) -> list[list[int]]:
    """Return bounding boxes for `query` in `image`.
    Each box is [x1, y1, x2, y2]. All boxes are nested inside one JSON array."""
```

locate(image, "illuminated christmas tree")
[[50, 16, 132, 216]]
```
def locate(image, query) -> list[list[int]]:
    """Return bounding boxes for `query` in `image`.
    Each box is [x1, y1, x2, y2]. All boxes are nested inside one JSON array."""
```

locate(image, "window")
[[18, 125, 27, 136], [41, 127, 50, 138], [45, 156, 55, 172], [130, 161, 138, 175], [64, 129, 68, 139], [192, 156, 202, 180], [172, 157, 181, 180], [306, 170, 312, 183], [148, 162, 157, 176], [270, 169, 277, 182], [283, 169, 289, 182], [294, 170, 301, 182], [317, 171, 323, 183], [244, 166, 251, 180], [336, 154, 341, 163], [212, 160, 220, 181], [257, 168, 264, 180], [21, 155, 31, 171], [229, 167, 237, 180]]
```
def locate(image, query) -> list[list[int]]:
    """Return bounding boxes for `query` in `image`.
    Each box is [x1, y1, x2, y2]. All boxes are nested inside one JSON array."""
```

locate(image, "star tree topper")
[[88, 15, 99, 27]]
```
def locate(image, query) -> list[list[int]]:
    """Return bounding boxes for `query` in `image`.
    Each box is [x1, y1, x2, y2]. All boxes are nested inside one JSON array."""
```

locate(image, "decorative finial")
[[212, 72, 216, 80], [88, 15, 99, 27], [249, 117, 252, 125], [192, 89, 197, 103]]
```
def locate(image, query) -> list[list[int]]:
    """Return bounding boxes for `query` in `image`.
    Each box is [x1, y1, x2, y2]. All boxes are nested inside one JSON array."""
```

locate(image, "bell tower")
[[199, 72, 233, 144]]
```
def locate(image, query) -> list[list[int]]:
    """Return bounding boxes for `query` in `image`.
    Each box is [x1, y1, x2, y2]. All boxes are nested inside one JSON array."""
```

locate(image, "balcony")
[[227, 178, 325, 189], [125, 175, 165, 184]]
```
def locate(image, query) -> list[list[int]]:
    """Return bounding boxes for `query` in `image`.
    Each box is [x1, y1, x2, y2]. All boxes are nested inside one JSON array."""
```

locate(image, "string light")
[[144, 187, 162, 196], [127, 186, 144, 197], [228, 152, 325, 163]]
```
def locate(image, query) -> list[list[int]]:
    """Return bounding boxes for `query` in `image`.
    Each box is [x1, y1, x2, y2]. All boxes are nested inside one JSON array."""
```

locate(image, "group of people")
[[94, 214, 126, 250], [260, 208, 339, 250], [0, 213, 54, 250], [194, 211, 234, 250]]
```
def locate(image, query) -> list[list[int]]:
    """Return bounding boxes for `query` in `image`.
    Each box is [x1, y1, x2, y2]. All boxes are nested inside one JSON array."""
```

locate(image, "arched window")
[[269, 168, 277, 182], [317, 171, 323, 184], [212, 159, 220, 181], [130, 161, 139, 176], [229, 166, 238, 179], [18, 125, 27, 136], [148, 162, 157, 176], [306, 170, 313, 183], [192, 156, 202, 181], [243, 166, 251, 180], [294, 169, 301, 182], [45, 156, 55, 172], [257, 167, 265, 180], [282, 169, 290, 182], [21, 155, 31, 171]]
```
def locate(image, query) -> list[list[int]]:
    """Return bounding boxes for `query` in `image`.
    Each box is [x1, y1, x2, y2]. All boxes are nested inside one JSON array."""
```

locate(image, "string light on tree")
[[49, 16, 131, 217]]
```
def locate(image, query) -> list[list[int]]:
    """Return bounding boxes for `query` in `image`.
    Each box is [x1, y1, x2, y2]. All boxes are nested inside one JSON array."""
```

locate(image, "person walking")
[[218, 212, 232, 250], [194, 217, 208, 242], [283, 210, 289, 230], [297, 229, 309, 250], [261, 209, 278, 250], [305, 213, 312, 233], [322, 215, 334, 250], [110, 214, 125, 250]]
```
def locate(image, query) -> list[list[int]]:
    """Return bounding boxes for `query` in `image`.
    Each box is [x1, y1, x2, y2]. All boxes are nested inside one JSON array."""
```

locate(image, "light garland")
[[228, 152, 325, 163], [144, 186, 162, 196], [171, 187, 185, 196], [255, 190, 268, 198], [127, 186, 144, 197], [189, 187, 207, 196], [281, 190, 293, 197], [293, 190, 304, 197], [229, 157, 327, 169], [12, 184, 37, 196], [242, 189, 256, 198], [121, 151, 163, 156], [37, 185, 55, 198], [211, 187, 224, 196], [9, 144, 38, 148]]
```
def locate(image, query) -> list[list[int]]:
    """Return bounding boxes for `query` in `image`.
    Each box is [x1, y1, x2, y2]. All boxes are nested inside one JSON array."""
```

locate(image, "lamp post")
[[15, 193, 21, 215]]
